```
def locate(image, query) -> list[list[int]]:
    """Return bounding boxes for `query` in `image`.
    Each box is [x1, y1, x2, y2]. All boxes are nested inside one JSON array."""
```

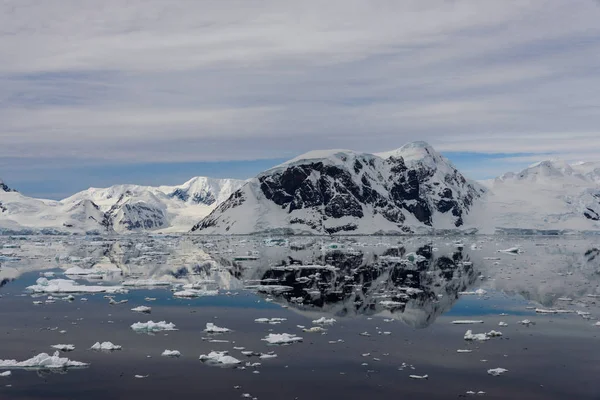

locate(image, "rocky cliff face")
[[192, 142, 485, 234]]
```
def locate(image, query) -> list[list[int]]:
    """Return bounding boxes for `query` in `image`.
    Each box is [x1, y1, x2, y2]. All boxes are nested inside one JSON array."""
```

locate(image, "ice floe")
[[131, 321, 177, 333], [161, 350, 181, 357], [254, 318, 287, 324], [51, 344, 75, 352], [459, 289, 487, 296], [27, 278, 125, 294], [204, 323, 231, 333], [487, 368, 508, 376], [91, 342, 122, 351], [262, 333, 303, 345], [0, 352, 88, 370], [312, 317, 336, 325], [131, 306, 152, 314], [199, 351, 241, 366]]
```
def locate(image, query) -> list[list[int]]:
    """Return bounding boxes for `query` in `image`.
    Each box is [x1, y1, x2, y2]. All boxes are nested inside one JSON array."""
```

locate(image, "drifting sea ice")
[[262, 333, 303, 345], [199, 351, 241, 366], [312, 317, 336, 325], [204, 323, 231, 333], [91, 342, 122, 351], [27, 278, 125, 294], [131, 321, 177, 333], [451, 320, 484, 325], [51, 344, 75, 352], [487, 368, 508, 376], [173, 289, 218, 298], [0, 352, 88, 370], [122, 279, 171, 287], [254, 318, 287, 324], [131, 306, 152, 314], [0, 371, 10, 377], [458, 289, 487, 296], [161, 350, 181, 357]]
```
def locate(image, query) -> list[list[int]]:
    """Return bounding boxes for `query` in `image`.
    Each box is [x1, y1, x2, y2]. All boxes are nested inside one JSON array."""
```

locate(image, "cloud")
[[1, 0, 600, 169]]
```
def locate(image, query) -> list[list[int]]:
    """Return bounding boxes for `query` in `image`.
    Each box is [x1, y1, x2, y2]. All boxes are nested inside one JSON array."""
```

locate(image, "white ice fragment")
[[0, 371, 10, 377], [27, 278, 125, 294], [161, 350, 181, 357], [498, 247, 520, 254], [0, 352, 88, 369], [91, 342, 122, 351], [131, 306, 151, 314], [519, 319, 534, 326], [51, 344, 75, 352], [464, 330, 489, 341], [131, 321, 177, 333], [498, 322, 508, 327], [199, 351, 241, 366], [254, 318, 287, 324], [457, 349, 473, 353], [302, 327, 326, 333], [486, 330, 503, 337], [173, 289, 218, 298], [409, 374, 429, 379], [262, 333, 303, 345], [312, 317, 336, 325], [134, 375, 149, 379], [204, 323, 231, 333], [487, 368, 508, 376]]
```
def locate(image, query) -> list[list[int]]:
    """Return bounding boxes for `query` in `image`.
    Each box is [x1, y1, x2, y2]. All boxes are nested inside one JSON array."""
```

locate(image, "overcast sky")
[[1, 0, 600, 199]]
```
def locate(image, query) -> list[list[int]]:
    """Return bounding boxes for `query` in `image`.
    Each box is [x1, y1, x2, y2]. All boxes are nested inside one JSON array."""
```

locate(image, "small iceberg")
[[161, 350, 181, 357], [199, 351, 241, 366], [173, 289, 218, 298], [262, 333, 303, 345], [204, 323, 231, 333], [91, 342, 122, 351], [254, 318, 287, 324], [131, 306, 152, 314], [0, 352, 88, 370], [27, 278, 125, 294], [131, 321, 177, 333], [487, 368, 508, 376], [51, 344, 75, 352], [312, 317, 336, 325]]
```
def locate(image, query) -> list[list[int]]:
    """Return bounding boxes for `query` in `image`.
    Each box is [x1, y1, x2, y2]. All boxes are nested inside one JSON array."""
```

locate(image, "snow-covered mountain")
[[0, 185, 108, 234], [479, 160, 600, 232], [0, 177, 245, 234], [192, 142, 485, 235]]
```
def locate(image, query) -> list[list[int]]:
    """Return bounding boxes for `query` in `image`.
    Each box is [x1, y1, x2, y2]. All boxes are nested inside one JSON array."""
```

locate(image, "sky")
[[1, 0, 600, 199]]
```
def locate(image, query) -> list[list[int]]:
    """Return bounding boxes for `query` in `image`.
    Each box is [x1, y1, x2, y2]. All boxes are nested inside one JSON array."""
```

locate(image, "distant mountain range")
[[2, 142, 599, 235]]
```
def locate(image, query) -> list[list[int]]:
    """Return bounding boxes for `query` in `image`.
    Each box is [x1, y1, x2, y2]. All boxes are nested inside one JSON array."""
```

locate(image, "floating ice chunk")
[[312, 317, 336, 325], [254, 318, 287, 324], [487, 368, 508, 376], [457, 349, 473, 353], [535, 308, 574, 314], [108, 298, 128, 305], [173, 289, 218, 298], [131, 321, 177, 333], [262, 333, 303, 345], [409, 374, 428, 379], [498, 247, 520, 254], [51, 344, 75, 352], [161, 350, 181, 357], [122, 279, 171, 287], [594, 322, 600, 327], [302, 327, 326, 333], [259, 354, 277, 359], [134, 375, 149, 379], [27, 278, 125, 294], [0, 371, 10, 377], [498, 322, 508, 327], [464, 330, 489, 341], [459, 289, 487, 296], [199, 351, 241, 366], [486, 330, 502, 337], [204, 323, 231, 333], [131, 306, 151, 314], [452, 320, 484, 325], [0, 352, 88, 370], [91, 342, 122, 351]]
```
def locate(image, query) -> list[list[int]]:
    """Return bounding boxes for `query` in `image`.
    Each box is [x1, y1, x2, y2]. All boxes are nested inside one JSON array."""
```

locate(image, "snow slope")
[[477, 160, 600, 232], [1, 177, 244, 234], [192, 142, 485, 235]]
